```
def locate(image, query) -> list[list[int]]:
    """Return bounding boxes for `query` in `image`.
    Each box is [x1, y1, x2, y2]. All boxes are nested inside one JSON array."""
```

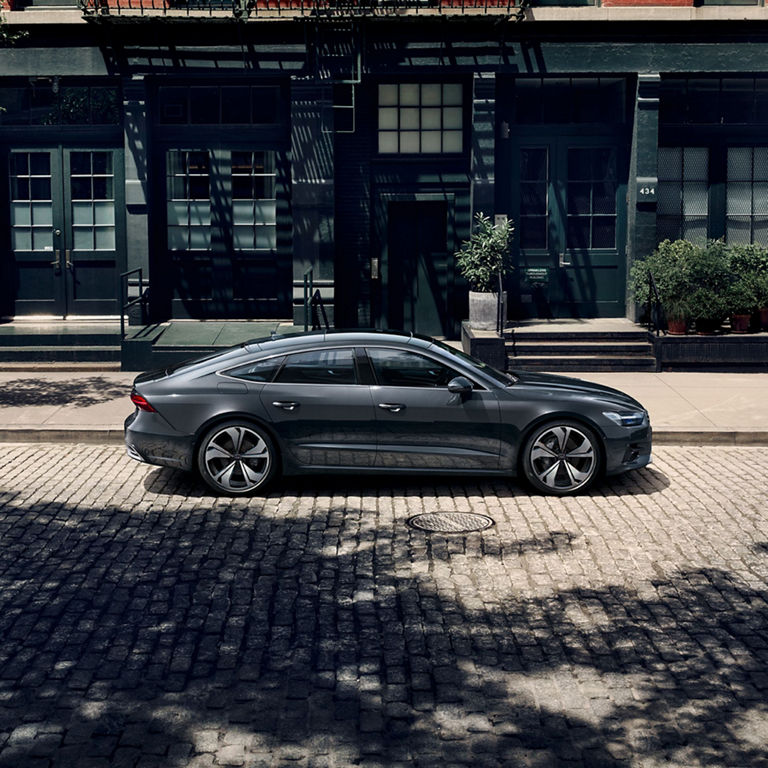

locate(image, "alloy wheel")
[[525, 423, 598, 494], [200, 424, 273, 494]]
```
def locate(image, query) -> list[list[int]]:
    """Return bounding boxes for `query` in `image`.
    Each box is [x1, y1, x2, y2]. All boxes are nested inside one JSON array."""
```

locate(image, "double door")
[[512, 137, 627, 318], [7, 148, 123, 316]]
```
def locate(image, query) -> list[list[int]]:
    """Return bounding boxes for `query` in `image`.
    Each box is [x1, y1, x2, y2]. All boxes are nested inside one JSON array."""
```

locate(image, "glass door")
[[8, 148, 123, 316], [513, 138, 627, 318]]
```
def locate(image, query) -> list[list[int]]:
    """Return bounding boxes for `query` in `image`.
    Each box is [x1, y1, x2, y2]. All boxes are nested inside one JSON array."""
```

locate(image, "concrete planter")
[[468, 291, 506, 331]]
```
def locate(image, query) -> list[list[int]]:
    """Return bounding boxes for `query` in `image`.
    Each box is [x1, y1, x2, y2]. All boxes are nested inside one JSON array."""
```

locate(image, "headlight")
[[602, 410, 646, 427]]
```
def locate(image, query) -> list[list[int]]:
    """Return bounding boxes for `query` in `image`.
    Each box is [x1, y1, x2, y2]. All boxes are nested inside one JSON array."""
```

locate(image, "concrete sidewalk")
[[0, 369, 767, 444]]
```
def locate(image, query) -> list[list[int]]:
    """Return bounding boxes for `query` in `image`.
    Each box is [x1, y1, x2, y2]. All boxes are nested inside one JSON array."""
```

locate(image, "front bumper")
[[124, 411, 195, 471], [603, 425, 653, 476]]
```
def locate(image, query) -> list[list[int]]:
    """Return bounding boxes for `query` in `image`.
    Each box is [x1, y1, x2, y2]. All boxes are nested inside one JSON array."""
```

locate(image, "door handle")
[[272, 401, 299, 411], [51, 250, 61, 271], [378, 403, 405, 413], [559, 252, 572, 267], [65, 250, 72, 270]]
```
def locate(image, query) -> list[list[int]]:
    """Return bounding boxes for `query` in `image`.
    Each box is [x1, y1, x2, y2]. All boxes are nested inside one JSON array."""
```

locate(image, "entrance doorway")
[[512, 138, 627, 318], [6, 148, 124, 316], [386, 200, 453, 337]]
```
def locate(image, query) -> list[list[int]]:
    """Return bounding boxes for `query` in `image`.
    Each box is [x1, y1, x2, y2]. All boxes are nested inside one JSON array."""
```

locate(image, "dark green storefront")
[[1, 14, 768, 336]]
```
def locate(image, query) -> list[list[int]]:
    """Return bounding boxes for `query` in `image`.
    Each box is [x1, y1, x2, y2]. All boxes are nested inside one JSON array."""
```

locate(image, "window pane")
[[73, 228, 92, 250], [188, 227, 211, 250], [254, 225, 277, 249], [727, 218, 751, 245], [31, 178, 52, 200], [401, 132, 420, 153], [657, 184, 681, 216], [167, 202, 187, 227], [32, 229, 53, 252], [683, 148, 709, 181], [190, 87, 219, 124], [188, 202, 211, 227], [521, 149, 547, 181], [422, 84, 441, 106], [11, 203, 31, 226], [443, 107, 463, 130], [379, 84, 398, 106], [233, 226, 255, 250], [592, 217, 615, 248], [400, 84, 419, 106], [658, 148, 682, 181], [71, 152, 91, 176], [727, 182, 752, 215], [368, 348, 457, 388], [567, 217, 591, 249], [94, 202, 115, 225], [167, 226, 187, 250], [228, 356, 284, 383], [379, 132, 398, 153], [520, 217, 547, 250], [72, 202, 93, 226], [568, 183, 591, 216], [254, 200, 277, 223], [12, 229, 32, 251], [421, 131, 441, 153], [379, 107, 398, 130], [442, 132, 462, 153], [233, 200, 255, 226], [521, 183, 546, 216], [276, 349, 356, 385], [221, 87, 251, 123], [422, 107, 441, 130], [94, 227, 115, 250], [728, 147, 753, 180], [33, 201, 52, 225], [443, 83, 462, 105], [400, 108, 419, 130]]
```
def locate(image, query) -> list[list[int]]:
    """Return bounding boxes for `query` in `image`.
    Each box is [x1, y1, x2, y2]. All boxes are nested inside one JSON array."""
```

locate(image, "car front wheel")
[[197, 420, 276, 495], [522, 420, 601, 495]]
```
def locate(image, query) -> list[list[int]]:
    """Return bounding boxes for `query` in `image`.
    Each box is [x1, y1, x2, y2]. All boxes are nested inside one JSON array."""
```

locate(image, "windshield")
[[428, 339, 517, 387]]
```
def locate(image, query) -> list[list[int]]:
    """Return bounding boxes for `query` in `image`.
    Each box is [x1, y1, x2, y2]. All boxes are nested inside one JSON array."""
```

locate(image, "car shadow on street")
[[142, 464, 671, 499]]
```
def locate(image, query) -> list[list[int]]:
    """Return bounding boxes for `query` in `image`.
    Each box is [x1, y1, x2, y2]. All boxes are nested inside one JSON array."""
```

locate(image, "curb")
[[1, 428, 768, 446]]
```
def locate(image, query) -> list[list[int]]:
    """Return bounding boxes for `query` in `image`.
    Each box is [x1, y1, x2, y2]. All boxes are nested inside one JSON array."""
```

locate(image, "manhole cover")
[[407, 512, 495, 533]]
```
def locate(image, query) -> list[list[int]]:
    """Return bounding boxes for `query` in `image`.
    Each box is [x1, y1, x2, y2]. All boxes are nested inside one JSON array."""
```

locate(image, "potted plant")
[[455, 212, 514, 330], [629, 239, 696, 333], [728, 243, 768, 332], [687, 241, 732, 334], [753, 272, 768, 331], [727, 276, 758, 333]]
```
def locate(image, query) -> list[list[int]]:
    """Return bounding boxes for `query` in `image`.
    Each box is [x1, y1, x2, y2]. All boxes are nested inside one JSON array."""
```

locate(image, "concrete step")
[[508, 355, 658, 372], [505, 329, 650, 342], [508, 340, 654, 356], [0, 332, 120, 347], [0, 346, 121, 362]]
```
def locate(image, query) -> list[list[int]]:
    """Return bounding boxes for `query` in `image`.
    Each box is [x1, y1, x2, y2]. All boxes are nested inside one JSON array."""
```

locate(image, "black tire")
[[521, 419, 602, 496], [197, 420, 277, 495]]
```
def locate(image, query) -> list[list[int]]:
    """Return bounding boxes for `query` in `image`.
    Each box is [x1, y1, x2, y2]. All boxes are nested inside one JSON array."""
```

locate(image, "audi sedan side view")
[[125, 330, 652, 496]]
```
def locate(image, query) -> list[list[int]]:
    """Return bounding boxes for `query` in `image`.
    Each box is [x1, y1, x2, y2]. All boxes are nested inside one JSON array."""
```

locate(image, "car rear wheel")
[[197, 420, 276, 495], [522, 420, 601, 495]]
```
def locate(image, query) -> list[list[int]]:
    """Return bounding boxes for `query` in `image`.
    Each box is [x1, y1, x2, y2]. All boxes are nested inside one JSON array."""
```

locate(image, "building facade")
[[1, 0, 768, 337]]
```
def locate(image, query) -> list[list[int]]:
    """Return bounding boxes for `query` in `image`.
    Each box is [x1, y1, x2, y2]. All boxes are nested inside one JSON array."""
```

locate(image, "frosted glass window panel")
[[73, 227, 93, 250], [421, 132, 441, 153], [400, 84, 419, 106], [727, 182, 752, 215], [233, 226, 255, 250], [682, 218, 707, 244], [167, 201, 187, 227], [400, 108, 420, 130], [188, 202, 211, 227], [753, 218, 768, 245], [422, 108, 441, 130], [379, 84, 398, 106], [254, 226, 277, 249], [754, 148, 768, 181], [379, 107, 398, 130], [32, 230, 53, 252], [31, 202, 52, 226], [422, 84, 441, 106], [443, 107, 463, 130], [233, 200, 255, 226], [682, 183, 708, 216], [168, 227, 187, 250], [752, 183, 768, 214], [443, 84, 462, 105], [683, 148, 708, 181], [728, 148, 753, 180], [12, 229, 32, 251], [11, 202, 31, 227], [379, 132, 398, 153], [443, 132, 462, 153], [188, 227, 211, 250], [95, 227, 115, 251], [94, 202, 114, 226], [658, 148, 682, 181], [254, 200, 277, 223], [400, 132, 420, 153], [73, 202, 94, 226], [726, 218, 751, 245], [657, 184, 681, 216]]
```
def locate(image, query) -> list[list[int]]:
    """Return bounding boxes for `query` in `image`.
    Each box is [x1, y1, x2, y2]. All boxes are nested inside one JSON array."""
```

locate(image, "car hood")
[[509, 369, 645, 410]]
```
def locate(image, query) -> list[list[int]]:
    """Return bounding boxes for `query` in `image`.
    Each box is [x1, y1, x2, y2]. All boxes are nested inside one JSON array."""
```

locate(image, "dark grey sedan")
[[125, 330, 652, 496]]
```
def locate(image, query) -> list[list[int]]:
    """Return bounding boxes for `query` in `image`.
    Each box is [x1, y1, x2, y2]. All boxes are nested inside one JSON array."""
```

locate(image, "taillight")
[[130, 390, 156, 413]]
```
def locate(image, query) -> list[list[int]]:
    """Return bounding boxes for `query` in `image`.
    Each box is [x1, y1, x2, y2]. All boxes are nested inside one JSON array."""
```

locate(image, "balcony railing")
[[79, 0, 515, 19]]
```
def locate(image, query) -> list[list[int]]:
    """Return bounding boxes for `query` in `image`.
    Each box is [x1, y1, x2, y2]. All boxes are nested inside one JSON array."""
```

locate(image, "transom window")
[[157, 85, 281, 125], [378, 83, 463, 155]]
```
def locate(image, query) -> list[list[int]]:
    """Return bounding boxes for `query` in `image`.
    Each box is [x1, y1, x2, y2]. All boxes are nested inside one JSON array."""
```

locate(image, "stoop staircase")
[[504, 318, 658, 372]]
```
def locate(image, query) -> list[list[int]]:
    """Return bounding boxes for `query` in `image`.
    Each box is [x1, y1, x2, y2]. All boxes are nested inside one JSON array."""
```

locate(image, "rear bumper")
[[124, 411, 195, 471]]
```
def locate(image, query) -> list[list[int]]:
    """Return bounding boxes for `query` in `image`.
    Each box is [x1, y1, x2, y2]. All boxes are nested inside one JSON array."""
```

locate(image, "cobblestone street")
[[1, 444, 768, 767]]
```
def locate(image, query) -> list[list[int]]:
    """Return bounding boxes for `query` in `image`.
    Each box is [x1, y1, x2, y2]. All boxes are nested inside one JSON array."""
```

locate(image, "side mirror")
[[447, 376, 473, 395]]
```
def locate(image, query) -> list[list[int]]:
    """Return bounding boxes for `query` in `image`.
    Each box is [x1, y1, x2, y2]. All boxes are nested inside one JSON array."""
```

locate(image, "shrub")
[[455, 212, 514, 293]]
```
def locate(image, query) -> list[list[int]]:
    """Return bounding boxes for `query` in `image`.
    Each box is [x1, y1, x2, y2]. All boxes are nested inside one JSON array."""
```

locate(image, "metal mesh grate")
[[407, 512, 494, 533]]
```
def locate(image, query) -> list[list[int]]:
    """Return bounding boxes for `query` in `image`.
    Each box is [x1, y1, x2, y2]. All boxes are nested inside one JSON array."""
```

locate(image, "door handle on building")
[[65, 250, 72, 271], [51, 250, 61, 271], [559, 252, 572, 267]]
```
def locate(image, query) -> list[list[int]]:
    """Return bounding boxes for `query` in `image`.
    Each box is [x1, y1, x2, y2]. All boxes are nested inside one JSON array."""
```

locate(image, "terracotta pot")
[[667, 318, 687, 335], [760, 307, 768, 332], [730, 314, 752, 334]]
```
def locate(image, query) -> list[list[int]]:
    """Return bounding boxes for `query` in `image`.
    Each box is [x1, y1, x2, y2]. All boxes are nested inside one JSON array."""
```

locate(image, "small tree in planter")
[[728, 243, 768, 331], [727, 277, 759, 333], [687, 241, 732, 333], [455, 212, 514, 330], [629, 239, 696, 333]]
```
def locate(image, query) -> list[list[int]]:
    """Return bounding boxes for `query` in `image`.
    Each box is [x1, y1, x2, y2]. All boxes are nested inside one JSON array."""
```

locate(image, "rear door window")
[[274, 348, 357, 385]]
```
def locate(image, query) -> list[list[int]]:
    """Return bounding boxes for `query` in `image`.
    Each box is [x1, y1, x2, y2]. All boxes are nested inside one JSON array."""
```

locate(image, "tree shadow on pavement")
[[0, 377, 129, 408], [0, 471, 762, 768]]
